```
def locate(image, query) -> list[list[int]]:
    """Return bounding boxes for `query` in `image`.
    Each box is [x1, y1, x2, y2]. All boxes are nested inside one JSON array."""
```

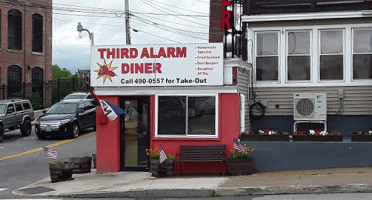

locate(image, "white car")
[[63, 92, 92, 100]]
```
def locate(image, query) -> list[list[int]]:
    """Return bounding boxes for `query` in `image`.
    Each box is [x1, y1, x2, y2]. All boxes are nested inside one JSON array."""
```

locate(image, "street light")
[[77, 22, 94, 46]]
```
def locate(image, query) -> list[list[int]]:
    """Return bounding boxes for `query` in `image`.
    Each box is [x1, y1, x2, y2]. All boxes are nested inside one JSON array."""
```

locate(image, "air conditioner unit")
[[294, 93, 327, 121]]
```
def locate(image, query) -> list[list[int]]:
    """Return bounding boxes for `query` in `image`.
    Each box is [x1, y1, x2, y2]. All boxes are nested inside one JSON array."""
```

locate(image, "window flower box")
[[240, 130, 289, 141], [293, 130, 343, 142], [351, 130, 372, 142]]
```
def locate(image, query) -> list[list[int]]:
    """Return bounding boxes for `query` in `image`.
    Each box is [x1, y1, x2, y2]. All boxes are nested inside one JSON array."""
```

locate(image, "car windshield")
[[0, 104, 6, 114], [47, 103, 78, 114], [64, 94, 86, 100]]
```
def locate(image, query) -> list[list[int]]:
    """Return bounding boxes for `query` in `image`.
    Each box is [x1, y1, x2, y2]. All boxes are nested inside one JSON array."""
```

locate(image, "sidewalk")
[[13, 167, 372, 198]]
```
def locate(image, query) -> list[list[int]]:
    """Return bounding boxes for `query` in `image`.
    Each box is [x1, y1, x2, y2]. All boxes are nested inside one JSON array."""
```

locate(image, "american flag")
[[233, 138, 246, 153], [42, 146, 57, 160], [159, 145, 167, 164]]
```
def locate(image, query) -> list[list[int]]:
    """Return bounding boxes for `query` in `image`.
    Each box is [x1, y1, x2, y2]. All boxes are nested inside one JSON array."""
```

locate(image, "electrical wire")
[[131, 28, 183, 44]]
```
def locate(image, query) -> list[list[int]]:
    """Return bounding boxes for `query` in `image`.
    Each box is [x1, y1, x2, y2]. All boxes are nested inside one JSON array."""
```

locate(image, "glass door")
[[120, 97, 150, 171]]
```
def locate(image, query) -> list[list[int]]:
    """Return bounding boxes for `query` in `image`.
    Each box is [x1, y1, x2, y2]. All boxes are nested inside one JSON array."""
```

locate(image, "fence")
[[4, 78, 88, 110]]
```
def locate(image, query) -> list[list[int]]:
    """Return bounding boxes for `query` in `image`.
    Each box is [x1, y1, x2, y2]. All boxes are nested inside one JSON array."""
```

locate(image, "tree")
[[52, 65, 77, 79]]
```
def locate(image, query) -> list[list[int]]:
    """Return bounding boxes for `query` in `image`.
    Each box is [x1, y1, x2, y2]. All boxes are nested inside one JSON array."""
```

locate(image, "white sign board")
[[90, 43, 223, 87]]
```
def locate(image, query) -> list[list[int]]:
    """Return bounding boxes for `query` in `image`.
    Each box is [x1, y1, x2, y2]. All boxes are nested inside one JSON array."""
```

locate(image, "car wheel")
[[21, 119, 32, 136], [35, 127, 45, 140], [70, 123, 80, 138], [8, 127, 15, 131], [0, 124, 4, 142]]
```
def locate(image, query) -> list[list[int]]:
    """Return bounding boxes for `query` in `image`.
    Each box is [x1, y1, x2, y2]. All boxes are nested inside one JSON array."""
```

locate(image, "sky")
[[52, 0, 210, 73]]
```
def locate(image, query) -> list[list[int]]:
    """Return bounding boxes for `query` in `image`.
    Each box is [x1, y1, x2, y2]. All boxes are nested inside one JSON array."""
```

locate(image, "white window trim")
[[318, 28, 346, 83], [285, 30, 312, 83], [155, 94, 219, 139], [250, 23, 372, 87], [351, 27, 372, 82], [254, 31, 280, 84]]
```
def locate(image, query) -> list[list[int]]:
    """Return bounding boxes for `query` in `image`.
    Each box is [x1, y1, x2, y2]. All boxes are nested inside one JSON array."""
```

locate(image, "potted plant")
[[228, 145, 255, 175], [351, 130, 372, 141], [293, 130, 343, 141], [49, 161, 74, 183], [146, 146, 175, 177], [240, 130, 289, 141], [70, 156, 92, 173]]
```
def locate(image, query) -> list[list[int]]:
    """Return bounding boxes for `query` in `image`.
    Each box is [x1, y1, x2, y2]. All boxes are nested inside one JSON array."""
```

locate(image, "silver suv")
[[0, 99, 34, 142]]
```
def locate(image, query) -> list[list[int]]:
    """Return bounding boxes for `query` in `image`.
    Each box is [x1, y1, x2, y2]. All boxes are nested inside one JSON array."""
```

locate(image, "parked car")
[[63, 92, 92, 100], [0, 99, 34, 142], [35, 99, 96, 139]]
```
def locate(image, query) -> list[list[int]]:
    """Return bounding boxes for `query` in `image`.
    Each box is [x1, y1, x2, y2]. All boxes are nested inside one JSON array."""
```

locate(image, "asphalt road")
[[0, 126, 96, 199]]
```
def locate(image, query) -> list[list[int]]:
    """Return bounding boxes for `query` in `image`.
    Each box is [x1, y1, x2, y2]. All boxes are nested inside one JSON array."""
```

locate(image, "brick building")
[[0, 0, 52, 106]]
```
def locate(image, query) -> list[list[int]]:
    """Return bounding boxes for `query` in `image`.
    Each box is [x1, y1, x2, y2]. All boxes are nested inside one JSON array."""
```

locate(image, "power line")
[[131, 28, 183, 44]]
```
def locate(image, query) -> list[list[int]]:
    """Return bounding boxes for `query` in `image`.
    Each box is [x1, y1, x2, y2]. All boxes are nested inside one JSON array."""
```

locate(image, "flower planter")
[[150, 159, 174, 177], [228, 157, 253, 175], [351, 135, 372, 142], [240, 134, 289, 141], [293, 135, 343, 142], [49, 162, 74, 183], [70, 156, 92, 173]]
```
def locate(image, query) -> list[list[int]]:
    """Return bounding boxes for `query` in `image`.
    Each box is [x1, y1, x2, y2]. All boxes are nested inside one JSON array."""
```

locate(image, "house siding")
[[254, 86, 372, 116]]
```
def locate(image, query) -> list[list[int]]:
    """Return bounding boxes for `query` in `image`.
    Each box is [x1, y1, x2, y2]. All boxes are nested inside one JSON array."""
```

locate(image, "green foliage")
[[230, 151, 251, 159], [50, 161, 66, 165], [26, 93, 43, 110], [167, 155, 175, 160], [150, 154, 160, 159], [52, 65, 77, 79]]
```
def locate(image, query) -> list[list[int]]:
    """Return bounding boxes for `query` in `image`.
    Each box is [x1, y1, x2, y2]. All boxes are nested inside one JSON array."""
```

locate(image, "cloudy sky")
[[52, 0, 210, 73]]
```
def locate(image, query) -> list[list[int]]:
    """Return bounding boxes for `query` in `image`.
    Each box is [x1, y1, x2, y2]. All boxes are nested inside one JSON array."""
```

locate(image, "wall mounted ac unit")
[[294, 93, 327, 121]]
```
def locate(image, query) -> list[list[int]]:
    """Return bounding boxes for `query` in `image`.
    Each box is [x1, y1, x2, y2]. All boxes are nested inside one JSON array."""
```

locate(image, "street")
[[0, 127, 96, 199]]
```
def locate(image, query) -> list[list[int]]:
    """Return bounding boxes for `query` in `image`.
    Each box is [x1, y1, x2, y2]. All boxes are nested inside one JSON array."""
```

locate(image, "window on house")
[[8, 9, 22, 50], [353, 29, 372, 80], [256, 32, 279, 81], [319, 30, 344, 80], [287, 31, 311, 81], [157, 95, 216, 136], [32, 14, 43, 53]]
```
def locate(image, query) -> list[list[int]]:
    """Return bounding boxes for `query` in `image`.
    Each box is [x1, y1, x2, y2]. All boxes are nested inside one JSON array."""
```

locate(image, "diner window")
[[32, 14, 43, 53], [319, 29, 344, 80], [287, 31, 311, 81], [157, 95, 216, 136], [353, 29, 372, 80], [256, 32, 279, 81], [8, 9, 22, 50]]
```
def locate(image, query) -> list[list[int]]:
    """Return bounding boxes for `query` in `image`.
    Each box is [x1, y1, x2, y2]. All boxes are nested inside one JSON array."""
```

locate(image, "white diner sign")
[[90, 43, 223, 86]]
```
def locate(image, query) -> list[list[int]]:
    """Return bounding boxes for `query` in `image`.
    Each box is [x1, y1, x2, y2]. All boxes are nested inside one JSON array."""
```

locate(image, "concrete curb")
[[216, 184, 372, 196], [58, 189, 216, 198], [24, 184, 372, 198]]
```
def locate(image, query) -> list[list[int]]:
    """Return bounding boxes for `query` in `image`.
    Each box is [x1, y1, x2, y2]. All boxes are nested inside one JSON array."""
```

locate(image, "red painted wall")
[[152, 93, 240, 174], [96, 96, 121, 173], [96, 93, 240, 174]]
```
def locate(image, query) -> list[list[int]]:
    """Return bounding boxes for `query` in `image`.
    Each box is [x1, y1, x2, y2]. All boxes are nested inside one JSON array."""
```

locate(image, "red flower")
[[249, 130, 254, 135], [264, 129, 270, 134]]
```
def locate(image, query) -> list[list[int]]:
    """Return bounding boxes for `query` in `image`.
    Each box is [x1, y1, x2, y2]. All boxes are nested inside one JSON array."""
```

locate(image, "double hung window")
[[353, 28, 372, 80], [256, 32, 279, 81]]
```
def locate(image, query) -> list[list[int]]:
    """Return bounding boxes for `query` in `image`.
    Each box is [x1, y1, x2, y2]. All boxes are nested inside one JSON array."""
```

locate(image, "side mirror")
[[43, 109, 47, 114]]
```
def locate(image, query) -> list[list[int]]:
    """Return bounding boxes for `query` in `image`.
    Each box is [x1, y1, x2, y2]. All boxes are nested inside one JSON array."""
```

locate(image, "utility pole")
[[125, 0, 131, 44]]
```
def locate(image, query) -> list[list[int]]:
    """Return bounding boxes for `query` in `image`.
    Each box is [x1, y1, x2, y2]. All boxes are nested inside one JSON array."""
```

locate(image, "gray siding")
[[237, 67, 251, 131], [254, 86, 372, 116]]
